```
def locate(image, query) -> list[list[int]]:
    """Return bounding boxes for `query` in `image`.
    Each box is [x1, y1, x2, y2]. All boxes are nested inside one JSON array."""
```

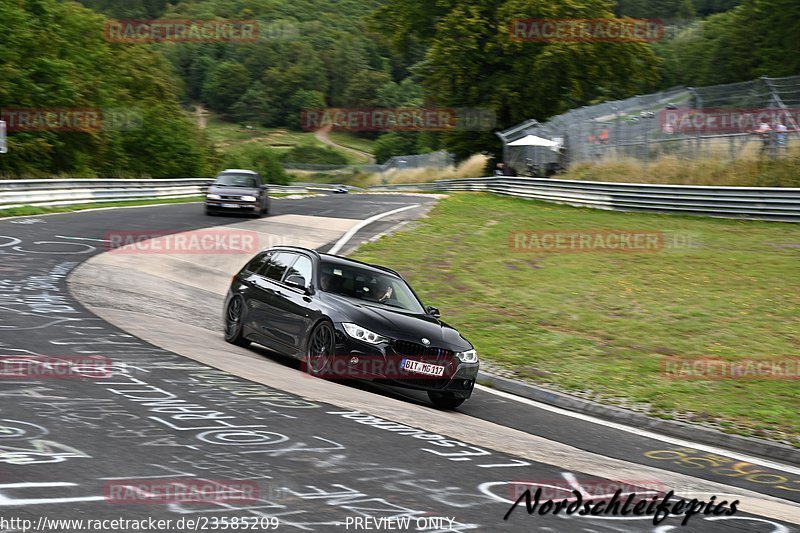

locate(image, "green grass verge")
[[326, 132, 377, 155], [206, 118, 316, 148], [206, 117, 364, 164], [351, 193, 800, 445], [0, 196, 205, 218], [0, 192, 306, 219]]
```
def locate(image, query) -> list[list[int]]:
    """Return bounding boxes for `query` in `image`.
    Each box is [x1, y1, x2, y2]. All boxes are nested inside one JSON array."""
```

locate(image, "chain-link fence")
[[499, 76, 800, 176]]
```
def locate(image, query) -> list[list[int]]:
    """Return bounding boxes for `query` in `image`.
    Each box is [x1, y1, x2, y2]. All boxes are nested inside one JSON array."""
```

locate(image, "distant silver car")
[[333, 185, 348, 194], [205, 169, 270, 217]]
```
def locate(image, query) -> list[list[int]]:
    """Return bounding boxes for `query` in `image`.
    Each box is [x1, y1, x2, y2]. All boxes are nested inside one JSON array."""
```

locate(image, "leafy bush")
[[373, 132, 418, 163], [221, 145, 289, 184]]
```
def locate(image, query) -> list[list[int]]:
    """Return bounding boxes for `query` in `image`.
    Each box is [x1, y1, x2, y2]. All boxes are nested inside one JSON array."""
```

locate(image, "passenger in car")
[[320, 273, 346, 295]]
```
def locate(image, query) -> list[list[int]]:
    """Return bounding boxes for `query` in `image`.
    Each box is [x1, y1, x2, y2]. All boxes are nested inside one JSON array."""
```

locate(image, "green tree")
[[655, 0, 800, 85], [76, 0, 171, 18], [222, 144, 289, 184], [261, 41, 329, 125], [373, 132, 418, 163], [377, 78, 424, 107], [231, 82, 278, 127], [324, 35, 370, 106], [343, 70, 393, 107], [373, 0, 660, 159], [202, 61, 251, 113], [615, 0, 695, 19], [0, 0, 212, 177]]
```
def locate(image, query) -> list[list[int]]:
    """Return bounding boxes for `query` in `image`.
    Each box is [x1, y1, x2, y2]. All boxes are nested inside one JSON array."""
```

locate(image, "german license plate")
[[402, 358, 445, 377]]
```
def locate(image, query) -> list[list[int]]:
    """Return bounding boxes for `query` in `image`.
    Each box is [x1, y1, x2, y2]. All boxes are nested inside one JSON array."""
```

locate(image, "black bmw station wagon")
[[223, 246, 479, 409]]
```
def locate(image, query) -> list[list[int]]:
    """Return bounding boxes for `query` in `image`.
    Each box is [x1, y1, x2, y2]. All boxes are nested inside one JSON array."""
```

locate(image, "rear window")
[[260, 252, 295, 282], [242, 252, 269, 274]]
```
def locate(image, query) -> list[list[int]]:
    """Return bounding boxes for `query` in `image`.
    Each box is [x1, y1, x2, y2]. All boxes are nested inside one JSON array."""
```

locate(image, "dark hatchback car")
[[223, 246, 479, 409], [205, 169, 270, 216]]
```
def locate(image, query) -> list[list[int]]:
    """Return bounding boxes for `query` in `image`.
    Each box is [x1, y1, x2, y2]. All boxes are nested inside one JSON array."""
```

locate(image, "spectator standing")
[[753, 118, 773, 157], [775, 119, 788, 151]]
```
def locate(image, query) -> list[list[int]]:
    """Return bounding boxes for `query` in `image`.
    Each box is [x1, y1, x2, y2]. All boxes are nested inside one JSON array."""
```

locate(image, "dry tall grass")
[[562, 144, 800, 187], [364, 154, 489, 186]]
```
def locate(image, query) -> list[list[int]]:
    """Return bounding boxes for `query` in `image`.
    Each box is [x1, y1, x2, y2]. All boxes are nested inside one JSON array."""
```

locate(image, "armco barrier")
[[0, 179, 346, 210], [2, 177, 798, 221], [369, 177, 800, 222]]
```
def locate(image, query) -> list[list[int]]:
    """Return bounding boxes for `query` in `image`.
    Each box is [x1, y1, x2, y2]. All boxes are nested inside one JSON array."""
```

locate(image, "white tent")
[[507, 134, 560, 150]]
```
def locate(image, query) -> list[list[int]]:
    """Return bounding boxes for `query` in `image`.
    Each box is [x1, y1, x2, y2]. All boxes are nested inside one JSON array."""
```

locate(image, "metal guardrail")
[[0, 178, 213, 209], [0, 179, 353, 210], [1, 177, 797, 222], [369, 177, 800, 222]]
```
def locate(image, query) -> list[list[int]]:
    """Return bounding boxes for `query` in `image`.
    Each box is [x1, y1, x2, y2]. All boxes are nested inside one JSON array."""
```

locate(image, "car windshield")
[[319, 261, 425, 314], [214, 174, 259, 188]]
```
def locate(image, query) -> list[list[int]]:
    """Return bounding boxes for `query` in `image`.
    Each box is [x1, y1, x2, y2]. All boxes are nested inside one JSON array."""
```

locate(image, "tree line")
[[1, 0, 796, 176]]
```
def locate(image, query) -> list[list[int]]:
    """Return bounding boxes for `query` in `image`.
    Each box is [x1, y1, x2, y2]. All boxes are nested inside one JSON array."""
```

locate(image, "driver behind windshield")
[[371, 278, 393, 303], [317, 261, 425, 314]]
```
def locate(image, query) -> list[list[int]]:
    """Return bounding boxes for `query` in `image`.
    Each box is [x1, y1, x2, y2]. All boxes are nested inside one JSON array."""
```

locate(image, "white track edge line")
[[476, 384, 800, 476]]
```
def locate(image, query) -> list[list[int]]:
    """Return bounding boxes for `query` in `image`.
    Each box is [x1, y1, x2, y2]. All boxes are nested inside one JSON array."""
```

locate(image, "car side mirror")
[[426, 306, 441, 318], [285, 275, 310, 293]]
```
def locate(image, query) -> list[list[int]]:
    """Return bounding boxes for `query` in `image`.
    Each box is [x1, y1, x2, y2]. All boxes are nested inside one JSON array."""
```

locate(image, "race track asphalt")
[[0, 194, 797, 532]]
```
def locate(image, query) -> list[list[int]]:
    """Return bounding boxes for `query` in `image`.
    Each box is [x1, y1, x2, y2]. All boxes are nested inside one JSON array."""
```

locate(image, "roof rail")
[[267, 246, 401, 277], [321, 251, 401, 277], [267, 245, 321, 258]]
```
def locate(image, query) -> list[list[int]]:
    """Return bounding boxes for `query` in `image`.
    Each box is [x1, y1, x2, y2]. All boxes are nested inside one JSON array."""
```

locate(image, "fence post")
[[612, 105, 620, 160], [688, 87, 702, 160], [763, 75, 799, 157]]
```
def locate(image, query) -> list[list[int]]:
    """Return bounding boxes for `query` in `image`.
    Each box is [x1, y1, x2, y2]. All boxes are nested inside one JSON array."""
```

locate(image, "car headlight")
[[240, 195, 257, 202], [207, 194, 221, 200], [342, 323, 387, 344], [456, 349, 478, 363]]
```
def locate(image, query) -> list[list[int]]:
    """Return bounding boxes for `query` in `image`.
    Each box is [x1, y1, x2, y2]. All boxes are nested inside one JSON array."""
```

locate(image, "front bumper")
[[206, 200, 260, 212], [331, 324, 478, 398]]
